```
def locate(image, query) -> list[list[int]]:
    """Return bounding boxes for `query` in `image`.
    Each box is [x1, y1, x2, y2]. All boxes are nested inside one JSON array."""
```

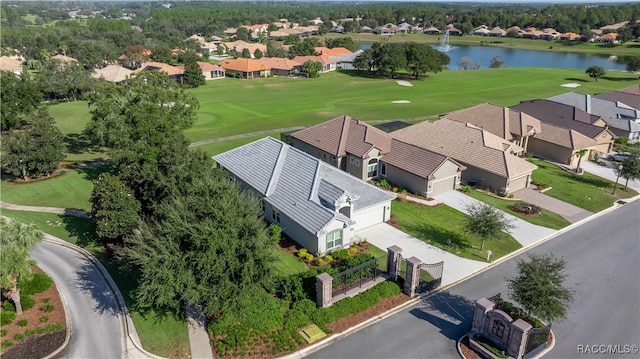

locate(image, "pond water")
[[359, 44, 629, 71]]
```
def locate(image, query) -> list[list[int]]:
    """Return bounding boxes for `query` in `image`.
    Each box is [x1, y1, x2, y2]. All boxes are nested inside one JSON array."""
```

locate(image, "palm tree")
[[40, 49, 50, 61], [58, 42, 68, 56], [0, 218, 44, 315], [574, 148, 588, 173]]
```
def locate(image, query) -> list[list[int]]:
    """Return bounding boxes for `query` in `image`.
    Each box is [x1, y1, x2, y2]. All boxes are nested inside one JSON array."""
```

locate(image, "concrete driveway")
[[581, 160, 640, 191], [514, 187, 592, 223], [434, 191, 556, 247]]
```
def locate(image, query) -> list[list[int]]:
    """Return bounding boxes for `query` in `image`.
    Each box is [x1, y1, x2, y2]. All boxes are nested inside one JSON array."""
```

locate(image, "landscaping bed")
[[1, 268, 66, 357]]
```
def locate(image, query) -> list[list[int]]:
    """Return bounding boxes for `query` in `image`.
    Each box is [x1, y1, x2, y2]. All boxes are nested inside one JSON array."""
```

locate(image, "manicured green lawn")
[[530, 160, 638, 212], [465, 190, 571, 230], [50, 69, 638, 148], [193, 132, 283, 157], [391, 200, 522, 262], [1, 165, 113, 211], [271, 248, 309, 277], [1, 210, 189, 358]]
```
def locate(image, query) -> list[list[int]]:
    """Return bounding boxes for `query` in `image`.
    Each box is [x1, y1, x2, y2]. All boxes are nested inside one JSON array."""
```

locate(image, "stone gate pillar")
[[316, 273, 333, 308], [404, 256, 422, 297], [472, 297, 496, 333], [507, 319, 532, 359], [387, 245, 403, 280]]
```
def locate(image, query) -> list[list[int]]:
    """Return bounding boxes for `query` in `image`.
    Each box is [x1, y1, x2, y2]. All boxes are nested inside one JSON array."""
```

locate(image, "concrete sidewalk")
[[434, 191, 556, 247], [581, 160, 640, 191], [514, 187, 592, 223]]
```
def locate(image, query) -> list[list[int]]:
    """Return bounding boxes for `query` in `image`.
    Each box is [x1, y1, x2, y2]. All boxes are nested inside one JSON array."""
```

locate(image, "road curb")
[[455, 331, 556, 359], [40, 265, 73, 359], [41, 235, 166, 359]]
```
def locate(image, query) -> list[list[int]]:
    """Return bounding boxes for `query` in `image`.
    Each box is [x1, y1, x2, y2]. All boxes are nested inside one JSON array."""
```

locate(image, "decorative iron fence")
[[396, 255, 407, 284], [487, 292, 502, 304], [525, 325, 551, 354], [331, 255, 386, 297], [416, 261, 444, 292]]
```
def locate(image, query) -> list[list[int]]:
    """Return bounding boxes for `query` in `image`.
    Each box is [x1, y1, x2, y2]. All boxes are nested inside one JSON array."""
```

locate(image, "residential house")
[[213, 137, 396, 256], [51, 54, 79, 64], [558, 32, 582, 41], [473, 25, 490, 36], [91, 64, 133, 84], [595, 33, 618, 43], [511, 100, 616, 156], [549, 92, 640, 143], [393, 119, 538, 194], [314, 47, 352, 58], [595, 85, 640, 111], [219, 58, 270, 79], [375, 26, 395, 35], [0, 56, 22, 75], [444, 26, 463, 36], [361, 26, 374, 33], [332, 50, 364, 70], [423, 26, 441, 35], [445, 103, 597, 167], [133, 61, 184, 81], [488, 27, 507, 37], [176, 61, 225, 80], [292, 55, 336, 73], [289, 115, 466, 197], [256, 57, 302, 76], [521, 27, 543, 39], [540, 28, 561, 40]]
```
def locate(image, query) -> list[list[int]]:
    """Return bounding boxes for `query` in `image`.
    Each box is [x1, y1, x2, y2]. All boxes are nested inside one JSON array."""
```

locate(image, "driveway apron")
[[514, 187, 592, 223], [580, 160, 640, 191]]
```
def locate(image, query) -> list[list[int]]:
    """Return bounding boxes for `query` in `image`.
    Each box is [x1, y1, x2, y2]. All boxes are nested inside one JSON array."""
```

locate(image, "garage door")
[[508, 174, 530, 193], [352, 205, 385, 231], [429, 176, 456, 197]]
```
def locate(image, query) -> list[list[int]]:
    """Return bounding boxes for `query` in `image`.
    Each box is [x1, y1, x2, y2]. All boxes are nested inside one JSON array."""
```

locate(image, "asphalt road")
[[32, 238, 122, 358], [307, 200, 640, 359]]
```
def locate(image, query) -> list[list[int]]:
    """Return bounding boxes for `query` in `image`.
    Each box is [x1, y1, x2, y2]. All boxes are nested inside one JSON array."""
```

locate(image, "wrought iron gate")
[[416, 261, 444, 292]]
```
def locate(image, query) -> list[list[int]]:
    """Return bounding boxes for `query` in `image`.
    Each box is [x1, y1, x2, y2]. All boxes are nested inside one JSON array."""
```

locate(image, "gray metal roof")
[[213, 137, 395, 235], [548, 92, 640, 133]]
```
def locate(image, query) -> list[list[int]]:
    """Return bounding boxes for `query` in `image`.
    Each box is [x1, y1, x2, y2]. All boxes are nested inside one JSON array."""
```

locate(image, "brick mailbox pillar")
[[316, 273, 333, 308], [404, 256, 422, 297], [387, 245, 403, 281], [508, 319, 532, 359]]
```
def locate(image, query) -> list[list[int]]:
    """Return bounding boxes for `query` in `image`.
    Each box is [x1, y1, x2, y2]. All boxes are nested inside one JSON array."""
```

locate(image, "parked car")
[[608, 152, 632, 161]]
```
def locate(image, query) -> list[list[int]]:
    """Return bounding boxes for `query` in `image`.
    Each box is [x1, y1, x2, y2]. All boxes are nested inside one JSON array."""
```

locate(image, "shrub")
[[475, 335, 507, 358], [284, 309, 309, 330], [20, 273, 53, 295], [348, 246, 358, 256], [0, 310, 16, 326], [42, 298, 50, 303], [25, 329, 37, 337], [1, 340, 13, 351], [2, 301, 15, 312], [17, 319, 28, 327], [378, 178, 390, 188], [323, 254, 333, 263], [46, 323, 65, 332], [332, 249, 350, 261], [459, 185, 472, 193], [14, 333, 24, 341], [21, 295, 36, 311], [40, 316, 50, 323], [273, 275, 306, 301], [297, 248, 308, 258], [292, 299, 316, 316], [40, 304, 55, 312], [0, 329, 7, 337]]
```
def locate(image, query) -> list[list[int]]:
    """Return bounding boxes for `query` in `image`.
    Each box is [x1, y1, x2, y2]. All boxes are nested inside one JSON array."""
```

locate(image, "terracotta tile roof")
[[218, 58, 268, 73], [382, 139, 465, 179], [51, 54, 78, 63], [444, 103, 542, 140], [256, 57, 303, 70], [91, 64, 133, 83], [0, 56, 22, 72], [392, 119, 537, 178], [133, 62, 184, 76], [175, 61, 224, 72], [291, 115, 392, 158], [292, 55, 334, 66], [511, 100, 616, 139], [314, 47, 352, 57], [597, 33, 618, 40]]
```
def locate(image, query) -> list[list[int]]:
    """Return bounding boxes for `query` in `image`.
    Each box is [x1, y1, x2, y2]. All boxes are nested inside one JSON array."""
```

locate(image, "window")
[[367, 159, 379, 178], [326, 230, 342, 249], [272, 207, 280, 223], [349, 157, 354, 164], [355, 159, 360, 166], [380, 163, 387, 176]]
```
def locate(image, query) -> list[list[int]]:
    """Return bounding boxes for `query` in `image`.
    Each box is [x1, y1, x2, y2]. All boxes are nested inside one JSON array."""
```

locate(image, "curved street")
[[31, 236, 123, 358]]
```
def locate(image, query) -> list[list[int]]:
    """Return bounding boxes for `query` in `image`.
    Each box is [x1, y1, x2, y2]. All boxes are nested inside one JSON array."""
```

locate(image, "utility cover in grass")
[[299, 324, 326, 344]]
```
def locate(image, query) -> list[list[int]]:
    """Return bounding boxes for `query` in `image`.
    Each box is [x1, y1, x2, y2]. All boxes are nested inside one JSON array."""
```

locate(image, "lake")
[[359, 44, 629, 71]]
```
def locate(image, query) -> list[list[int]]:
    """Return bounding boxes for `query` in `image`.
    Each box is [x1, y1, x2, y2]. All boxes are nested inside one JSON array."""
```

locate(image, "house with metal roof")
[[393, 119, 538, 194], [548, 92, 640, 143], [444, 103, 598, 167], [594, 85, 640, 113], [213, 137, 396, 256], [290, 115, 466, 198], [511, 100, 617, 156]]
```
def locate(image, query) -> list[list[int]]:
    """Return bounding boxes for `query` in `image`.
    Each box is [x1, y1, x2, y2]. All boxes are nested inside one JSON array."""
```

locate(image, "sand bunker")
[[392, 100, 411, 104], [396, 80, 413, 87], [561, 83, 581, 88]]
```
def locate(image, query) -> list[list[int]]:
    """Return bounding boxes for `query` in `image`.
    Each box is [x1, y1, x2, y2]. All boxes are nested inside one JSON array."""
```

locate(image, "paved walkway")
[[0, 200, 90, 218], [581, 160, 640, 191], [433, 191, 556, 247], [513, 187, 593, 223]]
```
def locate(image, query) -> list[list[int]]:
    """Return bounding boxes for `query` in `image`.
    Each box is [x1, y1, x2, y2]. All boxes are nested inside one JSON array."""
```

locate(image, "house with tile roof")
[[595, 85, 640, 111], [255, 57, 303, 76], [511, 100, 617, 156], [176, 61, 225, 80], [290, 115, 466, 197], [393, 119, 538, 194], [488, 27, 507, 37], [218, 58, 270, 79], [0, 56, 22, 75], [133, 61, 184, 81], [548, 92, 640, 143], [423, 26, 441, 35], [292, 55, 336, 73], [595, 33, 618, 43], [445, 103, 598, 167], [91, 64, 133, 84], [213, 137, 396, 256]]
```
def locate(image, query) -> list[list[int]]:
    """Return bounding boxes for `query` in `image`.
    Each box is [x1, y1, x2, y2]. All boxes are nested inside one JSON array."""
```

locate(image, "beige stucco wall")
[[527, 138, 576, 165], [460, 164, 511, 194], [593, 131, 614, 155], [382, 163, 428, 196], [428, 161, 464, 196]]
